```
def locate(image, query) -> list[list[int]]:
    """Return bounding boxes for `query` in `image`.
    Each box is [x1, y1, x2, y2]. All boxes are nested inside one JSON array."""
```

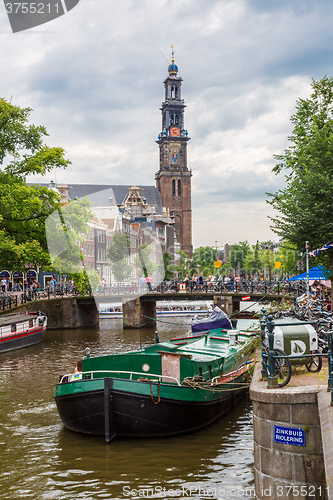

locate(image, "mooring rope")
[[181, 377, 251, 393]]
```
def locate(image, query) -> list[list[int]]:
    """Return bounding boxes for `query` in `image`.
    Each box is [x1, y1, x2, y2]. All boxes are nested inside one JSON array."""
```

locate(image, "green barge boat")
[[55, 328, 253, 441]]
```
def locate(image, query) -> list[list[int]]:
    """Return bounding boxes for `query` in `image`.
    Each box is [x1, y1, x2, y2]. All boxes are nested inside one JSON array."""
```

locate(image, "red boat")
[[0, 311, 47, 353]]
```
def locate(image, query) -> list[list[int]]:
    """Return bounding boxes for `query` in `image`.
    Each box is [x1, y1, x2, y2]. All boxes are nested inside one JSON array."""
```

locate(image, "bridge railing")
[[0, 278, 308, 313], [151, 279, 307, 296], [91, 279, 308, 296]]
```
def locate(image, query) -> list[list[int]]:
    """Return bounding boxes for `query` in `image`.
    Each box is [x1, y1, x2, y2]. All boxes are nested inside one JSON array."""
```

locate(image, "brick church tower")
[[155, 49, 193, 258]]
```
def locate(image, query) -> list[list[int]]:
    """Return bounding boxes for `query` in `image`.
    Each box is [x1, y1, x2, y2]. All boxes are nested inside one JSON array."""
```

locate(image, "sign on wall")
[[274, 425, 305, 446]]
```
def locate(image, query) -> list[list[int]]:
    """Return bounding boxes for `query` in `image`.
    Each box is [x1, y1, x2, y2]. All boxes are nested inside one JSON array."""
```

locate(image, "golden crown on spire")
[[168, 45, 178, 75]]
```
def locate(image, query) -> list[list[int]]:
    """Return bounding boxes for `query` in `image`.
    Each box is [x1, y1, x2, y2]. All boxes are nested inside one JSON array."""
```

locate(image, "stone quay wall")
[[2, 297, 99, 329], [250, 362, 326, 500]]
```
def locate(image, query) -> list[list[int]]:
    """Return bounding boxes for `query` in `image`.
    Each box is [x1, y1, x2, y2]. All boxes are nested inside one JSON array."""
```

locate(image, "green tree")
[[0, 98, 70, 271], [274, 242, 300, 274], [229, 241, 251, 273], [243, 244, 262, 277], [191, 246, 219, 277], [176, 249, 189, 279], [163, 251, 175, 280], [134, 243, 159, 279], [107, 233, 131, 282], [267, 76, 333, 294], [45, 197, 92, 275]]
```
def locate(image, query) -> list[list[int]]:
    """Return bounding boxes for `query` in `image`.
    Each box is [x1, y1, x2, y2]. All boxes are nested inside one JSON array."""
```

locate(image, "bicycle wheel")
[[267, 348, 292, 388], [306, 352, 322, 373]]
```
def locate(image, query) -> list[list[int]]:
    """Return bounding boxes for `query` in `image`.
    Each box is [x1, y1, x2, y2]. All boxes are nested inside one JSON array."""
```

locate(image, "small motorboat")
[[191, 306, 233, 333], [0, 311, 47, 353]]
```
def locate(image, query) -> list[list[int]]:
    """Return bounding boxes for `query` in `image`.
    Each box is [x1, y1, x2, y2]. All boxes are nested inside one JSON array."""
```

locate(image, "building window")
[[172, 179, 176, 197], [178, 180, 182, 197]]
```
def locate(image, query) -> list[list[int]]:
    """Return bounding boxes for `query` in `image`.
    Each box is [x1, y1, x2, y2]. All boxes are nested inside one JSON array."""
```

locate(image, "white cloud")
[[1, 0, 333, 248]]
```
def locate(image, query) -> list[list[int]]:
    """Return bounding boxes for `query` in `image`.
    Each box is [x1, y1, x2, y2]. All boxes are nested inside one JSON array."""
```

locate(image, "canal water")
[[0, 317, 255, 500]]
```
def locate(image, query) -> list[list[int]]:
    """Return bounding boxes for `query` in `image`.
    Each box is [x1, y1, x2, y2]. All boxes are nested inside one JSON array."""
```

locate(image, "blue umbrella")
[[287, 266, 329, 281]]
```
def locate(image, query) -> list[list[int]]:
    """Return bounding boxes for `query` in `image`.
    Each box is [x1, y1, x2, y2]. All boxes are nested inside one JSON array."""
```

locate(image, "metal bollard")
[[327, 326, 333, 394], [267, 314, 278, 388], [260, 309, 268, 379]]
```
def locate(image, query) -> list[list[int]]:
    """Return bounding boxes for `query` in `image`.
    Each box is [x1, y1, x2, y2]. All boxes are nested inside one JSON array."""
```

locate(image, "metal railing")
[[93, 279, 309, 296], [59, 369, 181, 386]]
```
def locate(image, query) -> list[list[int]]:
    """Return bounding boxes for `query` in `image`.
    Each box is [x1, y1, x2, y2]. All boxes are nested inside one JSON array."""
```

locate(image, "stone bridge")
[[3, 292, 292, 329]]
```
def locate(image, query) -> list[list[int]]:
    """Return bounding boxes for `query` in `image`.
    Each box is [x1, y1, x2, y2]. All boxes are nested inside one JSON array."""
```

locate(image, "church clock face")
[[170, 127, 180, 137]]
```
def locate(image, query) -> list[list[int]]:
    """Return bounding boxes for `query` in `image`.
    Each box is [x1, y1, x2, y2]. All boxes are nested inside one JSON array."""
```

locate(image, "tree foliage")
[[107, 233, 131, 282], [0, 98, 71, 271], [191, 246, 219, 277], [229, 241, 251, 270], [163, 251, 175, 280], [45, 197, 92, 274], [175, 249, 189, 279], [267, 76, 333, 280]]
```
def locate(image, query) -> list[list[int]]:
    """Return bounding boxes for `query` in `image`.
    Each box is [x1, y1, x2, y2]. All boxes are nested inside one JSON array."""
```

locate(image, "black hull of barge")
[[55, 384, 247, 440], [0, 328, 45, 354]]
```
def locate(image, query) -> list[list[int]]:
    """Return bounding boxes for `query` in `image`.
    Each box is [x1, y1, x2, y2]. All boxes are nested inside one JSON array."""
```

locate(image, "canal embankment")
[[250, 359, 333, 499], [0, 296, 99, 329]]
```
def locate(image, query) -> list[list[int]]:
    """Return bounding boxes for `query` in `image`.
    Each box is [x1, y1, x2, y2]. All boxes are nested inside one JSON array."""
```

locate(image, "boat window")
[[11, 324, 16, 333], [29, 319, 33, 328], [208, 366, 212, 379], [198, 367, 202, 377]]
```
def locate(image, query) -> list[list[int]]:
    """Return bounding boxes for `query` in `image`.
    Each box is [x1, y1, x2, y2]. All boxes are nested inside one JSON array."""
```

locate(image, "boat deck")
[[177, 330, 250, 358]]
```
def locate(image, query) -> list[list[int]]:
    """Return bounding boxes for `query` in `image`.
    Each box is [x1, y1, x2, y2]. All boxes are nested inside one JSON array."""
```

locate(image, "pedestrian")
[[146, 275, 152, 292], [199, 273, 204, 290], [140, 276, 146, 293]]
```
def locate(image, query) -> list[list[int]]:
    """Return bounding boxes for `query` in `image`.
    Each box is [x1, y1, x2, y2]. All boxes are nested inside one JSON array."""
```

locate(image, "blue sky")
[[1, 0, 333, 249]]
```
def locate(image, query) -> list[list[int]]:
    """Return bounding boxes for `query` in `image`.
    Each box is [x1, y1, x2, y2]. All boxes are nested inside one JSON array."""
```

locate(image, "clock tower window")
[[170, 114, 179, 126], [178, 180, 182, 197], [172, 179, 176, 197]]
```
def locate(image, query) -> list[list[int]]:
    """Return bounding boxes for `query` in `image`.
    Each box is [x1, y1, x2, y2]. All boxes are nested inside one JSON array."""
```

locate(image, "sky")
[[1, 0, 333, 250]]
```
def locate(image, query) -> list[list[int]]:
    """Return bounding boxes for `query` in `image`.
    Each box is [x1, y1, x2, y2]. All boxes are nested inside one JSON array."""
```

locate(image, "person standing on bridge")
[[199, 273, 204, 291], [140, 276, 146, 293], [146, 275, 152, 292]]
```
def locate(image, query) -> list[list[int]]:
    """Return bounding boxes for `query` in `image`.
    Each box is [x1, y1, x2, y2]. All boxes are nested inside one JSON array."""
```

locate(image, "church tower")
[[155, 48, 193, 258]]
